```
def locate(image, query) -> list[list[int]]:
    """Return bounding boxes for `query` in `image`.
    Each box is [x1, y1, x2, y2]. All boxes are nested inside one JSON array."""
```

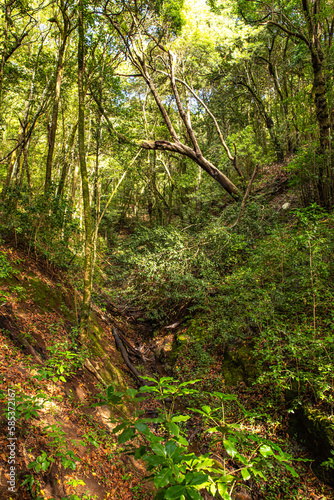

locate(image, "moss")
[[221, 345, 258, 386], [87, 330, 125, 390], [90, 316, 103, 339], [177, 334, 190, 345], [14, 275, 75, 321]]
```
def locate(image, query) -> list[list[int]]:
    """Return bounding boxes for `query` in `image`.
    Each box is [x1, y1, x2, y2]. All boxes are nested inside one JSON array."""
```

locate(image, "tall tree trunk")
[[78, 0, 93, 343], [0, 3, 9, 117], [310, 48, 330, 205], [21, 137, 32, 191], [2, 149, 18, 196], [310, 49, 329, 154], [57, 121, 78, 198], [44, 37, 67, 193]]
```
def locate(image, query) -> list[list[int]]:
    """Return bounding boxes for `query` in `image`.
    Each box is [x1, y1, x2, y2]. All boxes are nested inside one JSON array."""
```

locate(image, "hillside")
[[1, 195, 334, 500], [1, 0, 334, 497], [0, 244, 153, 499]]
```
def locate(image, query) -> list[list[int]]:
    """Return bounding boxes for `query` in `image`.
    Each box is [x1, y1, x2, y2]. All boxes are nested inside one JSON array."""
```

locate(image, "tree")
[[0, 0, 36, 118], [103, 0, 242, 201], [237, 0, 333, 204], [44, 0, 76, 193]]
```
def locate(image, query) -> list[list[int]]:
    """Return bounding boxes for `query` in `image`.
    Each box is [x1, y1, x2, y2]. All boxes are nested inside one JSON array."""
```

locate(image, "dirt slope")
[[0, 244, 152, 500]]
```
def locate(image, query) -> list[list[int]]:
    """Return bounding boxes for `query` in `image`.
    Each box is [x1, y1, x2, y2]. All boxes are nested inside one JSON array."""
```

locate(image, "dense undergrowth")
[[0, 188, 83, 271], [1, 189, 334, 498], [105, 201, 334, 412]]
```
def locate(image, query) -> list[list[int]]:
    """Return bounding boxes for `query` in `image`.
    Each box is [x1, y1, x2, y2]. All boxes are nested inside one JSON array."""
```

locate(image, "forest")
[[0, 0, 334, 498]]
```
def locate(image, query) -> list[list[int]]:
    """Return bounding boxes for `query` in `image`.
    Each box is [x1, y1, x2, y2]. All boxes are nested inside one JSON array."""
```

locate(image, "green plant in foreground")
[[81, 430, 101, 448], [106, 377, 300, 500], [21, 474, 44, 500], [2, 390, 47, 423], [34, 339, 86, 384], [321, 450, 334, 470], [28, 423, 79, 473]]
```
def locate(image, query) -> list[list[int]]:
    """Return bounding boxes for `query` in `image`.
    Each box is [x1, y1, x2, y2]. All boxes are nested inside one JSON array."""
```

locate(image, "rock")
[[221, 345, 257, 386], [282, 202, 291, 210]]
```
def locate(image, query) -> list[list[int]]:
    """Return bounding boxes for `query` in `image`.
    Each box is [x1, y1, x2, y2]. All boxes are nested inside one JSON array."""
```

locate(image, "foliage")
[[0, 250, 15, 279], [0, 249, 17, 302], [107, 203, 334, 415], [3, 391, 47, 422], [0, 189, 82, 269], [0, 0, 334, 494], [154, 0, 185, 34], [34, 338, 86, 384], [204, 206, 334, 407], [106, 204, 274, 322], [21, 474, 44, 500], [28, 423, 79, 473], [105, 377, 298, 500]]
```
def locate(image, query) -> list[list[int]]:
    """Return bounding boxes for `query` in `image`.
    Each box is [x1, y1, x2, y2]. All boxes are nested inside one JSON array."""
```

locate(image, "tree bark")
[[141, 139, 241, 200], [44, 36, 68, 193], [90, 86, 241, 201], [78, 0, 94, 343], [57, 121, 78, 198], [310, 49, 329, 154]]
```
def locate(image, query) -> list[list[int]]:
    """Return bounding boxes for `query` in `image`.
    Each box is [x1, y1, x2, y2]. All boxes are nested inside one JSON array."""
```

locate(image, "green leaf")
[[151, 442, 166, 457], [217, 482, 230, 500], [218, 474, 235, 483], [41, 461, 49, 471], [168, 422, 180, 436], [213, 392, 237, 401], [134, 445, 147, 459], [107, 385, 115, 399], [159, 377, 175, 384], [109, 394, 123, 404], [140, 376, 158, 383], [284, 464, 299, 477], [118, 427, 135, 444], [154, 467, 173, 488], [155, 489, 167, 500], [166, 440, 177, 457], [185, 487, 202, 500], [251, 468, 267, 479], [126, 388, 138, 397], [177, 435, 189, 446], [112, 422, 128, 434], [215, 425, 230, 434], [171, 415, 190, 423], [178, 380, 200, 387], [224, 439, 237, 458], [259, 445, 273, 458], [145, 454, 166, 468], [139, 385, 158, 393], [185, 472, 208, 486], [135, 421, 150, 434], [165, 485, 186, 499], [241, 468, 251, 480]]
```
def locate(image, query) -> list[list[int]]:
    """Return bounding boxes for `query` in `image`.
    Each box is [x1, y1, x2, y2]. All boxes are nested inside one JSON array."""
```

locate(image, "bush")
[[0, 187, 82, 269]]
